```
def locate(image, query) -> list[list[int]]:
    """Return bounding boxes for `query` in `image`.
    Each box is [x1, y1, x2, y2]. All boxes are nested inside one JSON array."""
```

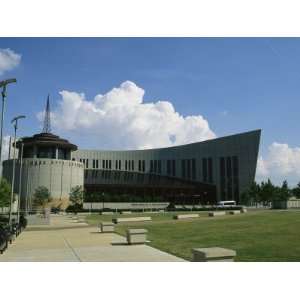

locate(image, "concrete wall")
[[2, 158, 84, 209], [83, 202, 169, 210]]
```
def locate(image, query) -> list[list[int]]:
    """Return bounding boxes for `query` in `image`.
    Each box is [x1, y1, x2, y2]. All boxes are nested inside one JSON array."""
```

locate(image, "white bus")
[[217, 200, 236, 207]]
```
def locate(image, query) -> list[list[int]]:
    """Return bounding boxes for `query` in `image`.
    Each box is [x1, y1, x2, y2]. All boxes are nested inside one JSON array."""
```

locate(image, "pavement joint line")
[[61, 235, 82, 262]]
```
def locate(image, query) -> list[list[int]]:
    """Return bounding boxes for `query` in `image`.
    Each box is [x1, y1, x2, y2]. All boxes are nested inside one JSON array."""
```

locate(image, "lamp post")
[[17, 140, 24, 223], [9, 115, 26, 225], [0, 79, 17, 174]]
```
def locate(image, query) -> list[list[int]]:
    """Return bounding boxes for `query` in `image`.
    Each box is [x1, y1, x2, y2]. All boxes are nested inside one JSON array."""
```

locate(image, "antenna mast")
[[42, 94, 51, 133]]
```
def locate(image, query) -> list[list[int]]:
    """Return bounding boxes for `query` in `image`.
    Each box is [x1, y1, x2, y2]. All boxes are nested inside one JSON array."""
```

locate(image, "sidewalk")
[[0, 215, 185, 262]]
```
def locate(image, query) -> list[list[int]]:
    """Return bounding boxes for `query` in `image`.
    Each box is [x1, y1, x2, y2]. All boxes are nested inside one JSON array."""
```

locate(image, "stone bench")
[[173, 214, 199, 220], [113, 216, 152, 224], [240, 207, 247, 213], [121, 211, 132, 215], [229, 210, 241, 215], [192, 247, 236, 262], [126, 228, 148, 245], [208, 211, 226, 217], [99, 222, 115, 233], [101, 212, 114, 215]]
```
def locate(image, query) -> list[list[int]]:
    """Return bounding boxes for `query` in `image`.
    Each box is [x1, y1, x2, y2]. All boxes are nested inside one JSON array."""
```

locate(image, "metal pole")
[[0, 86, 6, 173], [17, 142, 24, 222], [8, 123, 17, 225]]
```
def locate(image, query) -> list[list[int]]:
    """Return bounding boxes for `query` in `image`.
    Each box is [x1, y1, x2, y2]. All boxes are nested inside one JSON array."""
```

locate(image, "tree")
[[33, 186, 51, 208], [292, 182, 300, 198], [69, 185, 84, 213], [0, 178, 11, 208], [259, 179, 275, 206]]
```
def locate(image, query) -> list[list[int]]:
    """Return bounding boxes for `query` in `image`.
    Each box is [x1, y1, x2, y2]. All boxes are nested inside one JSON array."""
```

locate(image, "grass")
[[85, 210, 300, 261]]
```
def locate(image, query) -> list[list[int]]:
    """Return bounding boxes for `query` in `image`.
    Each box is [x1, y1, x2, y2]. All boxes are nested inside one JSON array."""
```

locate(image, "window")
[[119, 160, 121, 170], [167, 160, 171, 176], [232, 156, 240, 202], [202, 158, 207, 182], [86, 159, 89, 169], [172, 160, 176, 176], [109, 160, 112, 169], [102, 160, 105, 169], [226, 157, 233, 200], [154, 160, 158, 173], [158, 160, 161, 174], [96, 160, 99, 168], [191, 158, 196, 180], [125, 160, 128, 171], [142, 160, 145, 172], [132, 160, 134, 171], [208, 158, 213, 183], [181, 159, 186, 178], [220, 157, 226, 201], [187, 159, 191, 179]]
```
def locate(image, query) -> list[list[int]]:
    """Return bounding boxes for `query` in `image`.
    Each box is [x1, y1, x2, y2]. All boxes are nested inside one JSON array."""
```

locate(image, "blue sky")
[[0, 38, 300, 185]]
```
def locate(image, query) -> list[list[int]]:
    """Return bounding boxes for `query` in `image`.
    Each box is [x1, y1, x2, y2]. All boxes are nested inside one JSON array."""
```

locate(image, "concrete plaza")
[[0, 215, 185, 262]]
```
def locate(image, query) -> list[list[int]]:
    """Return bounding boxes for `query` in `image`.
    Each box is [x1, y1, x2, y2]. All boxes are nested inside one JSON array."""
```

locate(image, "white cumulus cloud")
[[0, 48, 21, 75], [39, 81, 216, 150], [256, 142, 300, 186]]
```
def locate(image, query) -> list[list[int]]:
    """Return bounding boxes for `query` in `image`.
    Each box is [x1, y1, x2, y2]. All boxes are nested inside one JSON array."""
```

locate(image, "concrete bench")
[[101, 212, 114, 215], [126, 228, 148, 245], [240, 207, 247, 213], [99, 222, 115, 233], [121, 211, 132, 215], [229, 210, 241, 215], [173, 214, 199, 220], [208, 211, 226, 217], [113, 216, 152, 224], [192, 247, 236, 262]]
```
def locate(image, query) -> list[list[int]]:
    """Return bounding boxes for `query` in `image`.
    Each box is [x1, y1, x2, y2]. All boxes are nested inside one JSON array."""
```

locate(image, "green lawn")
[[85, 210, 300, 261]]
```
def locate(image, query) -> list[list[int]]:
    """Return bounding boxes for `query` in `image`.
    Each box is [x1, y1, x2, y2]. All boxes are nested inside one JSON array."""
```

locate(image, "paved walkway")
[[0, 215, 185, 262]]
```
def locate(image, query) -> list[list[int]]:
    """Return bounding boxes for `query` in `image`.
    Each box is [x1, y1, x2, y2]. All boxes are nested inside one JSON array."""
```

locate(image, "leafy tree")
[[292, 182, 300, 198], [0, 178, 11, 208], [33, 186, 51, 208], [259, 179, 275, 206], [69, 185, 84, 213]]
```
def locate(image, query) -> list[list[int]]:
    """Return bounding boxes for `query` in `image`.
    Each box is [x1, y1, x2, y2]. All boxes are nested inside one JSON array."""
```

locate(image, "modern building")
[[2, 99, 261, 209], [73, 129, 261, 206]]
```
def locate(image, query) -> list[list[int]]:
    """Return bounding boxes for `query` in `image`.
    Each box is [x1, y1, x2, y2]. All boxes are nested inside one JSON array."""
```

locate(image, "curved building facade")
[[71, 129, 261, 205]]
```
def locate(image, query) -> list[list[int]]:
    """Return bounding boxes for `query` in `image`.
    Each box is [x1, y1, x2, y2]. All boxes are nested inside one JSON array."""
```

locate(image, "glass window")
[[208, 158, 213, 183], [181, 159, 186, 178], [191, 158, 196, 180], [202, 158, 207, 182]]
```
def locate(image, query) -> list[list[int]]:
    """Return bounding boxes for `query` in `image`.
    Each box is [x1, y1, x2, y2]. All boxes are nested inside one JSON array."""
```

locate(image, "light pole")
[[9, 115, 26, 225], [0, 79, 17, 174], [17, 140, 24, 222]]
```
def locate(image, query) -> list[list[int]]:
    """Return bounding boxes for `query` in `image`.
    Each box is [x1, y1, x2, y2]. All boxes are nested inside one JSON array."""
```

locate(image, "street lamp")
[[9, 115, 26, 225], [17, 139, 24, 222], [0, 78, 17, 172]]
